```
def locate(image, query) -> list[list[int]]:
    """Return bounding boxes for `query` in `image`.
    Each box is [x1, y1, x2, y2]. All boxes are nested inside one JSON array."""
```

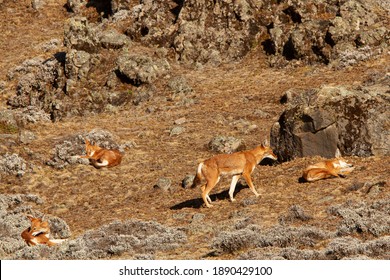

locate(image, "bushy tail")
[[191, 162, 203, 188], [90, 159, 108, 169], [47, 238, 67, 247]]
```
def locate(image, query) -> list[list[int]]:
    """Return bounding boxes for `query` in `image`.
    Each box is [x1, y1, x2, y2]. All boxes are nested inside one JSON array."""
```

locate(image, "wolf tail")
[[90, 159, 108, 169], [191, 162, 204, 188]]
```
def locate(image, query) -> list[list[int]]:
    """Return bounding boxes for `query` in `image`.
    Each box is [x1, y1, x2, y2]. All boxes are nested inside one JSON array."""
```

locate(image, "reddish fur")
[[302, 158, 354, 182], [192, 144, 277, 208], [80, 139, 123, 168], [21, 216, 56, 247]]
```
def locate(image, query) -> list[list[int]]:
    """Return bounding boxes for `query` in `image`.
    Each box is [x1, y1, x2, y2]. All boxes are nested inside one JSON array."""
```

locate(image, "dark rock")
[[271, 84, 390, 161]]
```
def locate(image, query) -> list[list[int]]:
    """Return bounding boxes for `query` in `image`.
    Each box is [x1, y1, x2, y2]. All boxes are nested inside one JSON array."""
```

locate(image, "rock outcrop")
[[7, 56, 67, 121], [5, 0, 389, 121], [112, 0, 389, 66], [270, 80, 390, 161]]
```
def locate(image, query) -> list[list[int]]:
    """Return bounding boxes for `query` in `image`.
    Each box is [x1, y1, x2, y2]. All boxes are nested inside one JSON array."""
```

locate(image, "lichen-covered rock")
[[2, 210, 187, 259], [46, 129, 122, 169], [208, 136, 245, 154], [65, 49, 91, 80], [153, 177, 172, 192], [65, 0, 87, 14], [64, 17, 100, 53], [7, 57, 66, 121], [116, 51, 170, 85], [168, 76, 193, 95], [271, 83, 390, 161], [181, 174, 195, 189], [0, 110, 19, 134], [125, 1, 178, 46], [18, 130, 36, 144], [99, 29, 130, 49], [13, 107, 51, 124], [64, 0, 389, 66], [265, 0, 389, 66], [0, 154, 28, 177], [0, 194, 71, 259], [31, 0, 46, 10], [111, 0, 132, 14], [173, 0, 263, 65]]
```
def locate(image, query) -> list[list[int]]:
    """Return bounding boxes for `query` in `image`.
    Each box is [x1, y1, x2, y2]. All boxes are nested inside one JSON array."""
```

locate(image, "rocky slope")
[[0, 0, 389, 260]]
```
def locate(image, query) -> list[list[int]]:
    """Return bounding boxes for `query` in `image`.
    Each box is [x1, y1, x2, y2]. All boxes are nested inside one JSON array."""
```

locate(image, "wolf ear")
[[262, 139, 269, 147], [335, 148, 342, 158], [27, 215, 35, 222]]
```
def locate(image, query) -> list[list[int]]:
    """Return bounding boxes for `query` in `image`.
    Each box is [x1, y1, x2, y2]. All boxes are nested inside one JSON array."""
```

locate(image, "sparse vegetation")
[[328, 198, 390, 237]]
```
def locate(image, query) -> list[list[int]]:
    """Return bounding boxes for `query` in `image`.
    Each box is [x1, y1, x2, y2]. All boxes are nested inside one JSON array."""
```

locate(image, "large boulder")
[[270, 81, 390, 161]]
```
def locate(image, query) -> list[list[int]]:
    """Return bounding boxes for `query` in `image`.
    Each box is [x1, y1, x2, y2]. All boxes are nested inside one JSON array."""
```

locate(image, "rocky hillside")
[[0, 0, 389, 259]]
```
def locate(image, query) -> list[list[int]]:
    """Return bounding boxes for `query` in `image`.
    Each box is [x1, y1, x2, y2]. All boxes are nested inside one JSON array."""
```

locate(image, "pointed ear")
[[335, 148, 341, 158], [262, 139, 269, 147], [27, 215, 35, 222], [41, 214, 46, 221]]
